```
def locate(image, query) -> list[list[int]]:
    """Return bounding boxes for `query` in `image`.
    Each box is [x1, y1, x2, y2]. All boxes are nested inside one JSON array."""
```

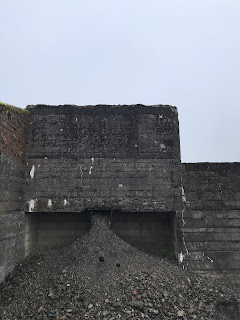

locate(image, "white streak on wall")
[[28, 199, 37, 212], [179, 251, 184, 263], [181, 205, 189, 255], [29, 165, 35, 179], [48, 199, 52, 208], [63, 199, 69, 207], [182, 186, 187, 203], [179, 182, 189, 268], [89, 157, 94, 175]]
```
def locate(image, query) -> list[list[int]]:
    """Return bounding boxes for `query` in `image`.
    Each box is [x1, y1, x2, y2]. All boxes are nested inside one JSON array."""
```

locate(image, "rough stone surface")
[[25, 104, 182, 214], [182, 163, 240, 282], [24, 104, 184, 265], [0, 215, 239, 320], [0, 103, 29, 161], [0, 104, 28, 282], [112, 211, 176, 254], [1, 103, 240, 285]]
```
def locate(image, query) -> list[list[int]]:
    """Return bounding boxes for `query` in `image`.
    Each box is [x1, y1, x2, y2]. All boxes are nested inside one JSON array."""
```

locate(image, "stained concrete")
[[24, 211, 176, 256], [1, 103, 240, 283], [182, 163, 240, 282], [25, 105, 182, 214], [112, 211, 176, 255]]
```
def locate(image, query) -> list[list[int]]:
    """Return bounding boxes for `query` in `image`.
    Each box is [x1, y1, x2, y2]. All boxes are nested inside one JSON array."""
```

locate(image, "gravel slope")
[[0, 214, 239, 320]]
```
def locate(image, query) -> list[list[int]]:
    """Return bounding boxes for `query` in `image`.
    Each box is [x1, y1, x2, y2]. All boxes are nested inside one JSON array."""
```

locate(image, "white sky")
[[1, 0, 240, 162]]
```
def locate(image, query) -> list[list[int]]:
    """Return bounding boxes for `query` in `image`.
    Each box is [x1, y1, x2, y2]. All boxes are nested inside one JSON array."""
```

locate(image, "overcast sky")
[[1, 0, 240, 162]]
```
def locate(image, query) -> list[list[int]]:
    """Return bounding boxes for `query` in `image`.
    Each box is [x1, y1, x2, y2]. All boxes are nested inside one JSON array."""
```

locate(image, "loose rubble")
[[0, 214, 239, 319]]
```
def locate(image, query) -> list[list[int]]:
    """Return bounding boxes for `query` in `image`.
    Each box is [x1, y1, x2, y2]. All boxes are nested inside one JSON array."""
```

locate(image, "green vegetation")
[[0, 102, 30, 115]]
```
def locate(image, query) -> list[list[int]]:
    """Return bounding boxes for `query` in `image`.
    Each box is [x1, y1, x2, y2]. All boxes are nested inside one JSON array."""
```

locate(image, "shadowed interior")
[[112, 211, 177, 256], [24, 210, 177, 257]]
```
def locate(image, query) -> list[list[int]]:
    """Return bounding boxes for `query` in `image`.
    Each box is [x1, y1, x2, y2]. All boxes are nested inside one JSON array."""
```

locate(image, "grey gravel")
[[0, 214, 239, 319]]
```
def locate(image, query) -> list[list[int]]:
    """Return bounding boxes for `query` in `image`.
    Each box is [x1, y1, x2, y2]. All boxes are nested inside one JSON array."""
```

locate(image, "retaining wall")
[[182, 163, 240, 282], [25, 105, 183, 255], [0, 104, 29, 282], [25, 105, 182, 214], [1, 103, 240, 283]]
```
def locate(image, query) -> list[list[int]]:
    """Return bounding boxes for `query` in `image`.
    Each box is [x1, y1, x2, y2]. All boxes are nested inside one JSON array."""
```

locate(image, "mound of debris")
[[0, 214, 239, 320]]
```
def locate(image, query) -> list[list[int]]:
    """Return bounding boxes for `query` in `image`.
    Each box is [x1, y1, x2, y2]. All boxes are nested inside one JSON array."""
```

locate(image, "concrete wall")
[[112, 211, 176, 255], [2, 103, 239, 283], [25, 210, 176, 255], [37, 212, 91, 248], [25, 105, 183, 255], [182, 163, 240, 282], [1, 103, 184, 282], [25, 212, 91, 253], [0, 103, 29, 161], [25, 104, 182, 214], [24, 213, 39, 256], [0, 104, 29, 282]]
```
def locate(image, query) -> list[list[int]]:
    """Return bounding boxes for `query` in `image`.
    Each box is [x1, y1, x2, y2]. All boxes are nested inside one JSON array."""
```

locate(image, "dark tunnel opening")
[[24, 210, 177, 257]]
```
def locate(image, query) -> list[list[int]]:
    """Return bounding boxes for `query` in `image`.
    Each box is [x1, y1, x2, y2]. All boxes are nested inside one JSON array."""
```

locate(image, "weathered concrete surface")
[[1, 103, 240, 284], [0, 103, 184, 282], [25, 212, 91, 253], [112, 211, 176, 254], [0, 103, 29, 161], [25, 105, 183, 257], [37, 212, 91, 248], [24, 212, 39, 256], [182, 163, 240, 282], [25, 104, 182, 214], [26, 210, 176, 255], [0, 104, 29, 282]]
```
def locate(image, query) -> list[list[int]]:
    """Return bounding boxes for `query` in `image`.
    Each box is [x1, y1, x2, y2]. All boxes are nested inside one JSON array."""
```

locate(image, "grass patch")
[[0, 102, 30, 115]]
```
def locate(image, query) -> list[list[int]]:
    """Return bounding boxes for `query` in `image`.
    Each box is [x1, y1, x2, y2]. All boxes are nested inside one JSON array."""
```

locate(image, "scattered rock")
[[177, 310, 185, 317], [0, 214, 239, 319]]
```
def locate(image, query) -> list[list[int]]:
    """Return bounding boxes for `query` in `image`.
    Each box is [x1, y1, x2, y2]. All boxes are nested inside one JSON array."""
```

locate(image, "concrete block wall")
[[0, 103, 184, 282], [112, 211, 176, 255], [37, 212, 91, 248], [25, 104, 183, 256], [1, 102, 239, 283], [0, 104, 29, 282], [25, 105, 182, 216], [182, 163, 240, 282], [0, 103, 29, 161], [24, 213, 39, 256]]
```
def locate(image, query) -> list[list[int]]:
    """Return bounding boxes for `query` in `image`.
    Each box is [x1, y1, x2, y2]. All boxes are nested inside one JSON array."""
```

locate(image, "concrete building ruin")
[[0, 103, 240, 283]]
